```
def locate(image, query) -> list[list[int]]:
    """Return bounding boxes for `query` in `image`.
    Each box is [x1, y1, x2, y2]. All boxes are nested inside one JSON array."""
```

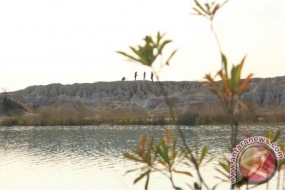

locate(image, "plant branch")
[[152, 67, 210, 190], [211, 21, 223, 66]]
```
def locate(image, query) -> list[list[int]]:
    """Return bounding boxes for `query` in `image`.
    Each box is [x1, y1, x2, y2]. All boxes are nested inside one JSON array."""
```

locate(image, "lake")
[[0, 125, 284, 190]]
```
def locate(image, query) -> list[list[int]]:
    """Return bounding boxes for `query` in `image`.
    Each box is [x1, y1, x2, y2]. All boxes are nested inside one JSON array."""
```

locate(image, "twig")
[[152, 68, 210, 190]]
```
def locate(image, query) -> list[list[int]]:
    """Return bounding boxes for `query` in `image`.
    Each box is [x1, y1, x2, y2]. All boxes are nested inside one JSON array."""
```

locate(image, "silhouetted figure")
[[134, 71, 137, 81], [143, 72, 146, 80], [122, 77, 126, 81], [151, 72, 153, 82]]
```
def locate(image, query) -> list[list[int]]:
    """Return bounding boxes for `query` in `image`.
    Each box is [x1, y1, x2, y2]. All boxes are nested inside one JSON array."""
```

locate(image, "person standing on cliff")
[[151, 72, 153, 82], [143, 72, 146, 80], [134, 71, 137, 81]]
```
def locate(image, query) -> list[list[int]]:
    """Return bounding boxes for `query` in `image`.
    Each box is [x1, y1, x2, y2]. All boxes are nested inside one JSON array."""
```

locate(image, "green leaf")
[[156, 32, 166, 47], [158, 40, 172, 54], [229, 66, 237, 91], [158, 149, 170, 165], [194, 0, 208, 14], [129, 46, 148, 64], [157, 159, 167, 167], [265, 131, 271, 139], [235, 65, 242, 87], [117, 31, 175, 68], [272, 129, 281, 142], [157, 140, 170, 165], [134, 170, 149, 184], [171, 152, 177, 164], [116, 51, 142, 63], [123, 153, 143, 163], [199, 146, 208, 165], [156, 32, 161, 43], [220, 0, 229, 8], [144, 35, 154, 44], [215, 168, 229, 178], [125, 167, 142, 175], [235, 56, 247, 87], [212, 178, 229, 189], [203, 156, 215, 165], [218, 70, 231, 95], [221, 53, 228, 78], [214, 176, 229, 182], [212, 183, 219, 190], [219, 161, 230, 173], [205, 3, 210, 11], [192, 7, 207, 17], [237, 55, 246, 74]]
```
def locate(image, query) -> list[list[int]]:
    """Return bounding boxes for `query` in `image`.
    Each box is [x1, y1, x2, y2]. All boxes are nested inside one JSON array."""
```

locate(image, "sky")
[[0, 0, 285, 92]]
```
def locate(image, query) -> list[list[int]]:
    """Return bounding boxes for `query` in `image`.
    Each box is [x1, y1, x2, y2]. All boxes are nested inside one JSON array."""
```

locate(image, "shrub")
[[0, 94, 25, 116]]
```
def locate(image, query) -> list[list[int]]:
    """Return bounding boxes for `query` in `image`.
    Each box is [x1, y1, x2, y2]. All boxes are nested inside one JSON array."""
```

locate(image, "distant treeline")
[[1, 110, 284, 126]]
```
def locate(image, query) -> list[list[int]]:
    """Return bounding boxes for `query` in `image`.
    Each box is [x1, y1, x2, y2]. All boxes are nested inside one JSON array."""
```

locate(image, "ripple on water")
[[0, 125, 284, 189]]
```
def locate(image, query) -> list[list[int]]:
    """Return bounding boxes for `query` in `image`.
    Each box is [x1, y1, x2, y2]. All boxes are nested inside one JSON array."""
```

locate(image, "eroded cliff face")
[[5, 76, 285, 117]]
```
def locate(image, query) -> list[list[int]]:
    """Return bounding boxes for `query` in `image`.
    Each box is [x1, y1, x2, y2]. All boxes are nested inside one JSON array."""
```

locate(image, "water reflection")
[[0, 125, 283, 190]]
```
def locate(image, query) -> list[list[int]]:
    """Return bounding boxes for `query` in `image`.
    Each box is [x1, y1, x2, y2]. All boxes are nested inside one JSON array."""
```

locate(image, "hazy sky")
[[1, 0, 285, 92]]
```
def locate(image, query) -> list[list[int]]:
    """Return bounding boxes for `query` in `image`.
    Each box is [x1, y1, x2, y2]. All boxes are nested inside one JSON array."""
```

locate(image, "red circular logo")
[[238, 144, 277, 183]]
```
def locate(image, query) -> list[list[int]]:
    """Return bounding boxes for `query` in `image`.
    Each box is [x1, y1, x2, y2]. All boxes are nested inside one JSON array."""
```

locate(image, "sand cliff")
[[5, 76, 285, 117]]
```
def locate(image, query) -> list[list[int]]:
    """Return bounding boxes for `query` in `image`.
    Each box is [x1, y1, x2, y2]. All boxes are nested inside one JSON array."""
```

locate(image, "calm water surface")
[[0, 125, 284, 190]]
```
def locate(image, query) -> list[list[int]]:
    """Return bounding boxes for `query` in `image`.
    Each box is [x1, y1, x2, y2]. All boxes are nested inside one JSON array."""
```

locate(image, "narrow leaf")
[[236, 74, 253, 94], [129, 46, 148, 63], [211, 4, 220, 16], [219, 161, 230, 173], [116, 51, 142, 64], [192, 7, 207, 17], [234, 55, 247, 90], [272, 129, 281, 142], [125, 167, 141, 175], [134, 170, 149, 184], [158, 40, 172, 54], [172, 169, 193, 177], [221, 53, 228, 78], [157, 159, 167, 167], [194, 0, 208, 14], [199, 146, 209, 164], [157, 140, 170, 165], [215, 168, 229, 178], [156, 32, 166, 47], [166, 49, 178, 66], [123, 153, 143, 163], [265, 131, 271, 139]]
